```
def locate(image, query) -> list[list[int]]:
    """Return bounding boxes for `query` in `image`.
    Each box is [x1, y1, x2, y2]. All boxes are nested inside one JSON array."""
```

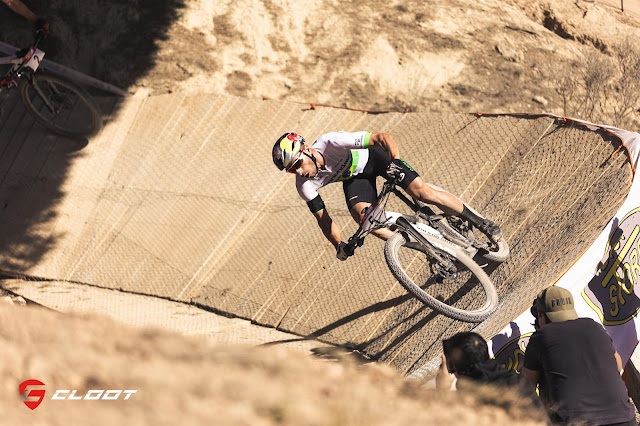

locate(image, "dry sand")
[[0, 300, 546, 425]]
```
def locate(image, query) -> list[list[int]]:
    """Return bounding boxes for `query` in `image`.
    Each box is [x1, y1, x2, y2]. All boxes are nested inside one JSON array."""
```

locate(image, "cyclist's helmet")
[[272, 132, 305, 171]]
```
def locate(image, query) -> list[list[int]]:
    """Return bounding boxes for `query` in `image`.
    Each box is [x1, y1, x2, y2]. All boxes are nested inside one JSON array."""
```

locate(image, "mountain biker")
[[272, 131, 503, 261], [2, 0, 48, 32]]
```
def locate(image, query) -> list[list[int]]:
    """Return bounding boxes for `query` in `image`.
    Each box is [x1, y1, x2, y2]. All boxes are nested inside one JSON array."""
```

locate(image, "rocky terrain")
[[1, 1, 639, 128]]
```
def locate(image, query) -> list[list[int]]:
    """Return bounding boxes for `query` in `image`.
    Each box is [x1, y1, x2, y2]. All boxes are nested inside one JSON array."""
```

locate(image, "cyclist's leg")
[[392, 159, 502, 241], [343, 160, 394, 240], [405, 178, 463, 215], [350, 201, 395, 240], [404, 176, 463, 216], [376, 154, 462, 215]]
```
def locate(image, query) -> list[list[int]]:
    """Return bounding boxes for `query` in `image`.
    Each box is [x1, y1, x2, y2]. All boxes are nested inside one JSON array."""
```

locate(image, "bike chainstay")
[[27, 74, 59, 114], [446, 216, 501, 252], [413, 208, 473, 250], [396, 189, 473, 250], [394, 216, 457, 271]]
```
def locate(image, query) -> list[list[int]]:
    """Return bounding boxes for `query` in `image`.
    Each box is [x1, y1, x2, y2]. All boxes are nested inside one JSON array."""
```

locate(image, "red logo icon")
[[19, 379, 46, 410]]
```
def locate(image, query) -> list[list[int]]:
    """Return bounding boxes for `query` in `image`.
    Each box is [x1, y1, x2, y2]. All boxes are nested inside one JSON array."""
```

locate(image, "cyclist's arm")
[[313, 208, 341, 249], [299, 179, 341, 248], [2, 0, 38, 23], [368, 132, 400, 161]]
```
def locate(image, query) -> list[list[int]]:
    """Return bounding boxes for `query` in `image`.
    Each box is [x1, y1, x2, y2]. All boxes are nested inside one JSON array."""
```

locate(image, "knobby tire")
[[479, 237, 509, 263], [384, 231, 498, 322]]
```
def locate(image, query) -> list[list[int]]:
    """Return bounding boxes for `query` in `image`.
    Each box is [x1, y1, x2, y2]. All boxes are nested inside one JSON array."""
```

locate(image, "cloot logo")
[[19, 380, 46, 410], [19, 379, 137, 409]]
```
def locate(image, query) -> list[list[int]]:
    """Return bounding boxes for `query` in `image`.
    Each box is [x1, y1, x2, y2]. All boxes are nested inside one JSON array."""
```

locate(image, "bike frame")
[[0, 33, 63, 117], [0, 34, 46, 91], [0, 30, 103, 139], [345, 179, 462, 263]]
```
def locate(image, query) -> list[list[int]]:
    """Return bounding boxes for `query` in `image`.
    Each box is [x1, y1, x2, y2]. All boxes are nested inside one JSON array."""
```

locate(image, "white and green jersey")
[[296, 131, 371, 202]]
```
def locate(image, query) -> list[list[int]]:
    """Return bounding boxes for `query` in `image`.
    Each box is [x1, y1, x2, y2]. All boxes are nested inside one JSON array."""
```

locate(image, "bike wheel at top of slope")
[[384, 232, 498, 323]]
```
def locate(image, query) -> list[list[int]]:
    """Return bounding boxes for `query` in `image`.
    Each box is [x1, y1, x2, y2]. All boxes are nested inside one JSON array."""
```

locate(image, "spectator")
[[436, 331, 546, 420], [522, 286, 637, 425]]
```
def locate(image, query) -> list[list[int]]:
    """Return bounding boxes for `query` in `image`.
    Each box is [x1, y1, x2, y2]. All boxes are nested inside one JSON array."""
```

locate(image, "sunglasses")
[[286, 152, 304, 173]]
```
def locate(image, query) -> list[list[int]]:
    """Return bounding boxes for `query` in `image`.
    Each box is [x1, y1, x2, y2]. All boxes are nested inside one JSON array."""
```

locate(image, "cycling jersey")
[[296, 131, 371, 202], [297, 131, 419, 213]]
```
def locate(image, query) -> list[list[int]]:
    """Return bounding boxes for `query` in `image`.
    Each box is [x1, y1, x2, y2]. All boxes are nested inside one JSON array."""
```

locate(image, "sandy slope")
[[132, 0, 640, 119], [2, 0, 639, 118], [1, 301, 545, 425]]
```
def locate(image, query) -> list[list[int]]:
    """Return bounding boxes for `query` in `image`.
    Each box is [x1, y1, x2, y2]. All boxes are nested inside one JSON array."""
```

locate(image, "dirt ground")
[[2, 0, 640, 424], [2, 1, 640, 121], [1, 298, 549, 425]]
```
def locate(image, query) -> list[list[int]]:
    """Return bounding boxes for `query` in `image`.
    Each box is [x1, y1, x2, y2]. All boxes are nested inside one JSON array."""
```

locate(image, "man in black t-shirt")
[[522, 286, 637, 425]]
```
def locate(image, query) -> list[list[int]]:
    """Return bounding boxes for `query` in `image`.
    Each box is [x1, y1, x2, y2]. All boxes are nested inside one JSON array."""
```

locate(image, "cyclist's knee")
[[350, 202, 371, 223], [407, 178, 436, 201]]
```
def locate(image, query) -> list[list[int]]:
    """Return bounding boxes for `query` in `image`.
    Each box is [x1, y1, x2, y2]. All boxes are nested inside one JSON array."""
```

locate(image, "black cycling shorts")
[[343, 147, 419, 212]]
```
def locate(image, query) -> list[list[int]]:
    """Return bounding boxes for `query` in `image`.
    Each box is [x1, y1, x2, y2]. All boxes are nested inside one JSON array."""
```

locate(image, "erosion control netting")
[[0, 94, 632, 375]]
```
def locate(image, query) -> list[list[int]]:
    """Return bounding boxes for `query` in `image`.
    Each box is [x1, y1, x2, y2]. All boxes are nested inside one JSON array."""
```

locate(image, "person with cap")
[[522, 285, 637, 425]]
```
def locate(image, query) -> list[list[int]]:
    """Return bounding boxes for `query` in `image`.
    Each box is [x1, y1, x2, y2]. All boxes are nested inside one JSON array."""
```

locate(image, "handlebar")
[[341, 176, 415, 258], [35, 18, 50, 36], [13, 29, 46, 59], [344, 239, 357, 255]]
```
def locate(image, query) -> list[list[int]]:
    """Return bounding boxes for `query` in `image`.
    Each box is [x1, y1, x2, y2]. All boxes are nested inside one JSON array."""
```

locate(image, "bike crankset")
[[432, 258, 458, 282]]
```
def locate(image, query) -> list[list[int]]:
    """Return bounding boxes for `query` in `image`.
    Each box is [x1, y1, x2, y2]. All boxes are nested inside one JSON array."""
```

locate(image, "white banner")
[[490, 117, 640, 370]]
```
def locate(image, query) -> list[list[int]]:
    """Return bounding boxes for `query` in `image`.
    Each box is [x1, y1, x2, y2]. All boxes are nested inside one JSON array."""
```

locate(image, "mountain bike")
[[343, 178, 509, 323], [0, 29, 102, 138]]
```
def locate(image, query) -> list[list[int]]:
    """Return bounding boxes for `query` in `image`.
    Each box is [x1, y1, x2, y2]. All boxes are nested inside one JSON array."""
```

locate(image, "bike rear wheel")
[[384, 230, 498, 322], [413, 197, 509, 262], [446, 216, 510, 263], [20, 72, 102, 138]]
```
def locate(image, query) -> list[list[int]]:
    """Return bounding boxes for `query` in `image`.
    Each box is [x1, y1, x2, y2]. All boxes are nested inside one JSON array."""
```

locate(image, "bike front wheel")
[[20, 72, 103, 138], [384, 230, 498, 322]]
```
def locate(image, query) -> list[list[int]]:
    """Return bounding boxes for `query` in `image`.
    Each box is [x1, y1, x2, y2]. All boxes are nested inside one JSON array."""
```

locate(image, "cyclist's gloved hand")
[[336, 242, 351, 261], [35, 18, 50, 35], [386, 158, 405, 181]]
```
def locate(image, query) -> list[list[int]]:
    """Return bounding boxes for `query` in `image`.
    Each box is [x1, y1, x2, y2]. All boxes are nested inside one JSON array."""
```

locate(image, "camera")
[[442, 339, 455, 374], [530, 299, 538, 318], [530, 299, 540, 330]]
